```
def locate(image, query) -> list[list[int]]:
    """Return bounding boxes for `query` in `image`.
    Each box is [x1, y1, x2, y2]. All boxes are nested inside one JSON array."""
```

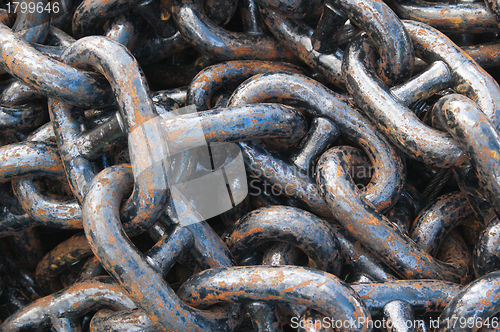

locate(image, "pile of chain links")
[[0, 0, 500, 331]]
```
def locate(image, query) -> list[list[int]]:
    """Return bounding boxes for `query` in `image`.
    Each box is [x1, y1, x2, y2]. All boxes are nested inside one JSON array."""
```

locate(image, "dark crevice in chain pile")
[[0, 0, 499, 331]]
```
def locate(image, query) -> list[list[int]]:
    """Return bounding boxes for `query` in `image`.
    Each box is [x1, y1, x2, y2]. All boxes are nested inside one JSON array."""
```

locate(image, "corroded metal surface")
[[0, 1, 499, 331]]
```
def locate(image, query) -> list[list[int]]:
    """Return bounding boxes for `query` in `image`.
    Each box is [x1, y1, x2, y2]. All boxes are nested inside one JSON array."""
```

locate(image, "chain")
[[0, 0, 499, 331]]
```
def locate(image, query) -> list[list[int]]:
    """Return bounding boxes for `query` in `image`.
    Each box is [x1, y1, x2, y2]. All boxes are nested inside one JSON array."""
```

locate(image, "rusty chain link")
[[0, 0, 500, 331]]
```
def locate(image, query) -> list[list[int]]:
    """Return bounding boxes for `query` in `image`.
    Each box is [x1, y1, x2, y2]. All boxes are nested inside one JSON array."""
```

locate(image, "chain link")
[[0, 0, 499, 331]]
